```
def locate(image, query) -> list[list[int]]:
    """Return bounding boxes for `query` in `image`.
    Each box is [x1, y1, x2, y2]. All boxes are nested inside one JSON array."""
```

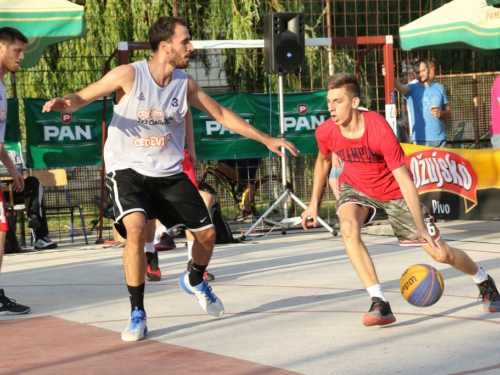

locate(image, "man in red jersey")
[[301, 73, 500, 326]]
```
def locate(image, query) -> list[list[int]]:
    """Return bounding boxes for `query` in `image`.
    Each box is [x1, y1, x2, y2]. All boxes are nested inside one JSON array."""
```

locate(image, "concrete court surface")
[[1, 220, 500, 375]]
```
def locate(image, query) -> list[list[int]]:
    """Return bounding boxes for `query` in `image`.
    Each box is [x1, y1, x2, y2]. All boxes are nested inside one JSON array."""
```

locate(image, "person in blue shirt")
[[392, 60, 452, 147]]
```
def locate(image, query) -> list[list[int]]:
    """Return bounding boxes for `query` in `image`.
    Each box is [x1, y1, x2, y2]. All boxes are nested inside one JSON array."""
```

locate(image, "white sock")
[[366, 284, 387, 302], [187, 241, 194, 261], [154, 226, 168, 244], [472, 267, 488, 284], [145, 242, 155, 253]]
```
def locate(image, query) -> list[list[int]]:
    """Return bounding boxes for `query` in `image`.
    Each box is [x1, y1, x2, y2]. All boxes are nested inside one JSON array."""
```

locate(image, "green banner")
[[22, 92, 328, 167], [192, 91, 328, 160], [5, 98, 22, 156], [24, 99, 113, 168]]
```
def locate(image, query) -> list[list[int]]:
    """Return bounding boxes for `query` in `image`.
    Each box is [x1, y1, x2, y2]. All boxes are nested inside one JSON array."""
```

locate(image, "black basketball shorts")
[[106, 168, 213, 239]]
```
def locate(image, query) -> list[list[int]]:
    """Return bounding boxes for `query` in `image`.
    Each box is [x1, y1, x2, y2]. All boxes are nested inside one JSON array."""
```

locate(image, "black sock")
[[189, 262, 207, 287], [127, 283, 145, 314]]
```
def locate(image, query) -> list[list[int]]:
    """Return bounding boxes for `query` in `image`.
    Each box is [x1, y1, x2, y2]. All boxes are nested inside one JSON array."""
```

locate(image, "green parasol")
[[400, 0, 500, 55], [0, 0, 86, 67]]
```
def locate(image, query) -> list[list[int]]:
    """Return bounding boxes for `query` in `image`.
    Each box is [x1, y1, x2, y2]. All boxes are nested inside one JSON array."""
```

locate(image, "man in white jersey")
[[0, 27, 30, 315], [43, 16, 299, 342]]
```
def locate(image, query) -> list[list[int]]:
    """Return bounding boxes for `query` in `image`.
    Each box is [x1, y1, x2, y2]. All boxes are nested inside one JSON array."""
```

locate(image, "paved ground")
[[1, 220, 500, 375]]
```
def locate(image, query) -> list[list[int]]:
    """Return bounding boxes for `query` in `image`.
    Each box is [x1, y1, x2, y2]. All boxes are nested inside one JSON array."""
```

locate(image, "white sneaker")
[[179, 272, 224, 317], [34, 236, 58, 249], [121, 307, 148, 342]]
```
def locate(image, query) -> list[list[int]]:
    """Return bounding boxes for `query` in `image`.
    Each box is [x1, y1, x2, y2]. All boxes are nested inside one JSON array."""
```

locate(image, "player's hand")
[[42, 98, 71, 113], [415, 226, 442, 257], [381, 65, 386, 76], [266, 137, 299, 157], [10, 169, 24, 193], [430, 107, 441, 118], [300, 205, 318, 231]]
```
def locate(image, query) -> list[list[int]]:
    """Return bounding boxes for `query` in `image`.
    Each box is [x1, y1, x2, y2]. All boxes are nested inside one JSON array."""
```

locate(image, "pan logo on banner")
[[39, 115, 97, 147], [282, 109, 329, 136], [200, 113, 254, 141], [406, 149, 478, 214], [61, 113, 72, 124]]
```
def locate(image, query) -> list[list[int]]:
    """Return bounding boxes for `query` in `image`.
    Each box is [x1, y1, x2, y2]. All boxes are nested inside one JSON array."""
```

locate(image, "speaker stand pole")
[[238, 73, 337, 242]]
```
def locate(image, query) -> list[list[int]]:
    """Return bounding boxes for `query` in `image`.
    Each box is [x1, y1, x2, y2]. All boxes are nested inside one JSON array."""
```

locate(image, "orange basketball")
[[400, 264, 444, 307]]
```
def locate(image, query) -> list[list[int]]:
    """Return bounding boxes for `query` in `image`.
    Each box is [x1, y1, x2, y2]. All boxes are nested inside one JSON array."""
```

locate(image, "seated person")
[[2, 151, 57, 249], [218, 158, 260, 221]]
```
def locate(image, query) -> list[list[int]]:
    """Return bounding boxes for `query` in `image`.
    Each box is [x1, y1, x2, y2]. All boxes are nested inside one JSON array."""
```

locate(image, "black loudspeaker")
[[264, 12, 305, 74]]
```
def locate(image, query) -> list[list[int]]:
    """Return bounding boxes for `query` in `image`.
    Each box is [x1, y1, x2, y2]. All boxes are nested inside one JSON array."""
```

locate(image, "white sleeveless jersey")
[[104, 60, 188, 177], [0, 81, 7, 143]]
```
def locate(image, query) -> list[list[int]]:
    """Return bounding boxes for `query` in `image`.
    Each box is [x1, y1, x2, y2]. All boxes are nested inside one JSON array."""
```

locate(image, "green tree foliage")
[[8, 0, 357, 99]]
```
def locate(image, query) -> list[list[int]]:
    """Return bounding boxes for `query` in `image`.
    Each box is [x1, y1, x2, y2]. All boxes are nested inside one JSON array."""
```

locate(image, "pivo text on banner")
[[402, 143, 500, 221]]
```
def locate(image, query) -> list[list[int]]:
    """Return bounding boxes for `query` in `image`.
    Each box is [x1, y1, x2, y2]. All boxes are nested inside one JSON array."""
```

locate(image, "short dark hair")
[[0, 27, 28, 45], [413, 59, 428, 69], [149, 17, 186, 52], [325, 73, 361, 100]]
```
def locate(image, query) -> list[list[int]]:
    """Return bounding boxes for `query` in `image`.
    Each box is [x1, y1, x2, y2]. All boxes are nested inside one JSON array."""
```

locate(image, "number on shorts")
[[424, 218, 436, 236]]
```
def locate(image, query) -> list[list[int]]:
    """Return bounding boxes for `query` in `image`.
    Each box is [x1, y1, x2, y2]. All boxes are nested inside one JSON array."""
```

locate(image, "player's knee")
[[125, 224, 146, 243], [195, 227, 216, 246], [339, 219, 361, 239], [429, 252, 449, 264], [428, 243, 453, 264]]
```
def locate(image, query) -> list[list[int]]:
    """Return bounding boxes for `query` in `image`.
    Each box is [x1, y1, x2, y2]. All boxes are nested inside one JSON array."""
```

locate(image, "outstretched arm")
[[186, 76, 299, 157], [42, 65, 135, 113]]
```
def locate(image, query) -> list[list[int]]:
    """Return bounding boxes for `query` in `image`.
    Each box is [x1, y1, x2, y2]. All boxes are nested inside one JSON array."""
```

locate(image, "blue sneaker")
[[121, 307, 148, 342], [179, 271, 224, 317]]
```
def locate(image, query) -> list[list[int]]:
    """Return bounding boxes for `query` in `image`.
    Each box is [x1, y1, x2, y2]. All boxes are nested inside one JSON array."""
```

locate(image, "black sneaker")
[[0, 289, 30, 315], [145, 251, 161, 281], [235, 210, 252, 221], [154, 232, 176, 251], [28, 215, 41, 229], [477, 275, 500, 312], [362, 297, 396, 326], [34, 236, 57, 250]]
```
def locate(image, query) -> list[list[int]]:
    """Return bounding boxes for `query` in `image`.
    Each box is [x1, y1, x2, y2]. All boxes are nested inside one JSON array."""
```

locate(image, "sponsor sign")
[[5, 99, 22, 156], [24, 99, 114, 168], [191, 91, 328, 159], [19, 93, 329, 166], [402, 143, 500, 221]]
